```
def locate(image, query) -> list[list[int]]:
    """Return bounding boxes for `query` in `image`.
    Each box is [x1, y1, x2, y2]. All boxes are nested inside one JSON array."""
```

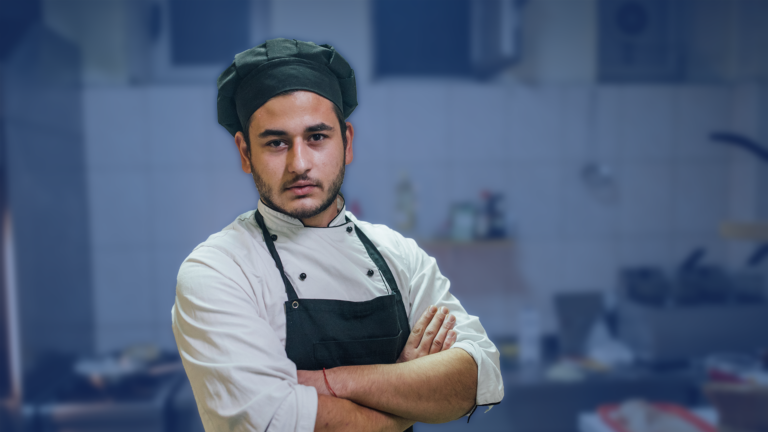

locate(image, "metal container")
[[616, 296, 768, 363]]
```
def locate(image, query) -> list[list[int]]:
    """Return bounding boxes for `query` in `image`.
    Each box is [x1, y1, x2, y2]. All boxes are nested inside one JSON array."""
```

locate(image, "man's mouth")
[[285, 181, 318, 196]]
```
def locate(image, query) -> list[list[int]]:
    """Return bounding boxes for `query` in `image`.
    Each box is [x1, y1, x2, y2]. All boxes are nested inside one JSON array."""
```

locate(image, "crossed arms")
[[298, 306, 479, 432], [173, 239, 503, 432]]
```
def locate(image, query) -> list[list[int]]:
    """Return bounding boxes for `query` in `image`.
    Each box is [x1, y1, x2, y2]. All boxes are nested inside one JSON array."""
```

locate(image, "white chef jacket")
[[172, 200, 504, 432]]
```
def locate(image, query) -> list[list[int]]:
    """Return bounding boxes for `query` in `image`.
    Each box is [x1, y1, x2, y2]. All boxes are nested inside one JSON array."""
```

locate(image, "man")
[[172, 38, 503, 432]]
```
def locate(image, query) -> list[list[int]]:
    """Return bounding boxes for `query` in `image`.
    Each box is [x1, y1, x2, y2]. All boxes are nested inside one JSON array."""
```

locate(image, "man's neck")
[[300, 195, 344, 227]]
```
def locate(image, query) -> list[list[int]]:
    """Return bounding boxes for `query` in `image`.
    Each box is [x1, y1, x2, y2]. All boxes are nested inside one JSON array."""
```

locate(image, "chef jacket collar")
[[256, 195, 348, 229]]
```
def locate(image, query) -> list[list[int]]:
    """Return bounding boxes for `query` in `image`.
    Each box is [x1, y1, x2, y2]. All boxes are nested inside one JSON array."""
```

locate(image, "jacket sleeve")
[[172, 245, 317, 432], [401, 237, 505, 408]]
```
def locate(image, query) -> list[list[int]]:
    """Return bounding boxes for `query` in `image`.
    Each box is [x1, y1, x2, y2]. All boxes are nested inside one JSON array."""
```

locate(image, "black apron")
[[254, 211, 414, 431]]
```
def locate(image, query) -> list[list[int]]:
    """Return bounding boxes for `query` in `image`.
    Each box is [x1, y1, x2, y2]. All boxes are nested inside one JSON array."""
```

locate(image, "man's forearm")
[[315, 395, 414, 432], [327, 348, 477, 423]]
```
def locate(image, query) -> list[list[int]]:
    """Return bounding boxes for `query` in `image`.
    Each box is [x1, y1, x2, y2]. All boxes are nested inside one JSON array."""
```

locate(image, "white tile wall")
[[507, 86, 564, 162], [561, 160, 619, 242], [84, 82, 750, 348], [619, 87, 676, 163], [560, 239, 618, 291], [592, 86, 625, 164], [560, 86, 592, 162], [616, 235, 674, 269], [88, 168, 152, 247], [146, 88, 210, 170], [83, 88, 149, 169], [673, 87, 731, 162], [92, 246, 153, 326], [383, 82, 451, 163], [672, 161, 729, 235], [445, 83, 510, 163], [507, 161, 564, 242], [617, 161, 674, 237]]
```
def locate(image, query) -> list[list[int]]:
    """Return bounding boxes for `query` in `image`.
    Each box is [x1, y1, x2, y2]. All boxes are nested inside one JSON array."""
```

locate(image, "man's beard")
[[252, 161, 345, 221]]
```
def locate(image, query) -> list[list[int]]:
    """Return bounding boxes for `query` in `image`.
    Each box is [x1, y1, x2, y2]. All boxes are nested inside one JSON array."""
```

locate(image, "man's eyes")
[[264, 134, 327, 147], [308, 133, 327, 142]]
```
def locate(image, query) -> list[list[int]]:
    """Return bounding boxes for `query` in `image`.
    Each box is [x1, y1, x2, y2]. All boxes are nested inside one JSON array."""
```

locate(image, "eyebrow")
[[257, 123, 334, 139], [306, 123, 334, 133]]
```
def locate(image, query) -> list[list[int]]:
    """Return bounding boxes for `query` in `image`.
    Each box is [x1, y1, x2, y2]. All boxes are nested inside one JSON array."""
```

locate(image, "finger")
[[407, 305, 438, 349], [443, 330, 457, 350], [418, 306, 448, 354], [429, 313, 456, 354]]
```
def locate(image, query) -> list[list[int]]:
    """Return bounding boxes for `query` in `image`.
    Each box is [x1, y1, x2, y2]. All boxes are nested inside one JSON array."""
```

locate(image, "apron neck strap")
[[345, 216, 404, 301], [254, 210, 299, 301]]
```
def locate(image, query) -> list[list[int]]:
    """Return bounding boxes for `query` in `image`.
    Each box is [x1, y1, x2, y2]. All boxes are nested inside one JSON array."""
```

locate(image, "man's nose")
[[287, 139, 311, 174]]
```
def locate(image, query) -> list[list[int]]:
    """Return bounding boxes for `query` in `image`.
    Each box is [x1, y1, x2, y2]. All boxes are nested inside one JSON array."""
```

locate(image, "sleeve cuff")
[[451, 341, 504, 406], [296, 384, 319, 432]]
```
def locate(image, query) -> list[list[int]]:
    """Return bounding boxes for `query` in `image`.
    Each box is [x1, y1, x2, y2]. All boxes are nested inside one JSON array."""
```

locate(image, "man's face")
[[235, 91, 354, 223]]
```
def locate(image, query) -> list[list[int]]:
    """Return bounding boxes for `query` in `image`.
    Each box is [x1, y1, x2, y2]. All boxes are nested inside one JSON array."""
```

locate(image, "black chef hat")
[[216, 38, 358, 137]]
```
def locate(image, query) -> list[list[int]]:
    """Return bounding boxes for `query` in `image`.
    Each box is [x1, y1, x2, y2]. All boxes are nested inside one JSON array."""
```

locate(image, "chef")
[[172, 38, 504, 432]]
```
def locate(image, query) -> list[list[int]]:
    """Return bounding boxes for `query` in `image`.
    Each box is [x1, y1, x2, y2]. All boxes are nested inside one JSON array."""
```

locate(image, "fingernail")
[[448, 314, 456, 323], [448, 330, 456, 338], [429, 305, 437, 313], [441, 306, 449, 314]]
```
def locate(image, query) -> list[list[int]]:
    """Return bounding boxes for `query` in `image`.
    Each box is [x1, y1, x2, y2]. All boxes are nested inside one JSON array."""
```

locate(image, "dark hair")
[[243, 91, 348, 152]]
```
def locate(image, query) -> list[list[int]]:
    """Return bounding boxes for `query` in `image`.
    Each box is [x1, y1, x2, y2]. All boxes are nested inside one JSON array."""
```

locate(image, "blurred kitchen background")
[[2, 0, 768, 431]]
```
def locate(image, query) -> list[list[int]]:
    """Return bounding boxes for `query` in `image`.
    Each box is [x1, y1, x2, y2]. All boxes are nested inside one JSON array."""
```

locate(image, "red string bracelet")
[[322, 368, 338, 397]]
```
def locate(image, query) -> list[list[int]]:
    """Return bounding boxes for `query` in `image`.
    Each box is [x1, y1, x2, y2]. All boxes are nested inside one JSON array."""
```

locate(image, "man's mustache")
[[282, 175, 323, 191]]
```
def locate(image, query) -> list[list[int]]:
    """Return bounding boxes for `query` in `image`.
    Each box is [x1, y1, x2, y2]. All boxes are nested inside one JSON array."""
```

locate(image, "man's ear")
[[344, 122, 354, 165], [234, 131, 252, 173]]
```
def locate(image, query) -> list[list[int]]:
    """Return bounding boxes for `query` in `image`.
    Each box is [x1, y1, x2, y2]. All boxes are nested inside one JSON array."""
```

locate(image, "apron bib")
[[255, 211, 413, 431]]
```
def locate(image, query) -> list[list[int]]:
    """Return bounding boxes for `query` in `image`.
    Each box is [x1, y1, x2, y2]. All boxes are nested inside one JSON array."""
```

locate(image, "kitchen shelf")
[[417, 238, 522, 299], [720, 222, 768, 241]]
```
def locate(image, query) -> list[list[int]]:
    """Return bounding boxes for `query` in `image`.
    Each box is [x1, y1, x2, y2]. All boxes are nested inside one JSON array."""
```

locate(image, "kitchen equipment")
[[518, 308, 542, 367], [449, 203, 477, 242], [616, 293, 768, 363], [617, 264, 768, 363], [728, 245, 768, 304], [555, 292, 605, 356], [581, 162, 619, 203], [674, 265, 731, 305], [597, 401, 716, 432], [475, 190, 507, 240], [704, 383, 768, 432], [31, 371, 202, 432], [394, 172, 417, 234], [621, 267, 670, 306], [747, 244, 768, 267], [703, 353, 767, 384], [710, 132, 768, 165], [23, 348, 201, 432]]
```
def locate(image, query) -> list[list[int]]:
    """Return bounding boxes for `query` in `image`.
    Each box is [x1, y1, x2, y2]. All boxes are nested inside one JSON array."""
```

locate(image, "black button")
[[270, 234, 277, 241], [299, 273, 307, 281], [367, 269, 374, 277], [346, 226, 353, 233]]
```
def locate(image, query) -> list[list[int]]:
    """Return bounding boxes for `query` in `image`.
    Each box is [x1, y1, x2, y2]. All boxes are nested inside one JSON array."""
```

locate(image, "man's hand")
[[298, 305, 457, 395], [397, 305, 456, 363]]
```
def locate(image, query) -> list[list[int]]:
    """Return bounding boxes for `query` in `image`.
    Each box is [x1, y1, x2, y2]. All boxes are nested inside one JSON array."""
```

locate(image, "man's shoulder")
[[176, 210, 266, 293], [187, 209, 262, 264]]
